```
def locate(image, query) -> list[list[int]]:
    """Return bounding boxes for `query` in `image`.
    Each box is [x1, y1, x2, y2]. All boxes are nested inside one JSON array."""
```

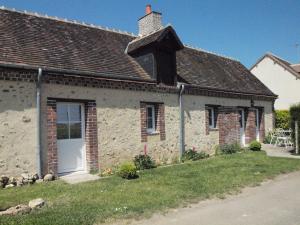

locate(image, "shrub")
[[249, 140, 262, 151], [275, 110, 290, 129], [219, 143, 241, 154], [117, 162, 138, 179], [181, 148, 209, 162], [263, 132, 272, 144], [290, 104, 300, 151], [133, 154, 156, 170]]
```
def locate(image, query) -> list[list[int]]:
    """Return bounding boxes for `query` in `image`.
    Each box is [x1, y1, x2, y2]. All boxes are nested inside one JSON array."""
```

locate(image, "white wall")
[[251, 57, 300, 110]]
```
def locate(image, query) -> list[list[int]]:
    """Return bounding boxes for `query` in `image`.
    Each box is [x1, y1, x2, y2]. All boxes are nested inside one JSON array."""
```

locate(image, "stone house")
[[0, 5, 277, 177], [251, 53, 300, 110]]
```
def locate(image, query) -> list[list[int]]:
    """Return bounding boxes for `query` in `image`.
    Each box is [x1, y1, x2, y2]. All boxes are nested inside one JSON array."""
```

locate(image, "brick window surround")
[[47, 98, 99, 176], [218, 107, 240, 145], [140, 102, 166, 142], [218, 107, 265, 146]]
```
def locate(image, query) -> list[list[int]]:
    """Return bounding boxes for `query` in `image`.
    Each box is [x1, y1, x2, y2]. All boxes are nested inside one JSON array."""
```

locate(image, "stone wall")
[[0, 80, 37, 176], [0, 76, 275, 176], [40, 84, 180, 172], [41, 84, 274, 173]]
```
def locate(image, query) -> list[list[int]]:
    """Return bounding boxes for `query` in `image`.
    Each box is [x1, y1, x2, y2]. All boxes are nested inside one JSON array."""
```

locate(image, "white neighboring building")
[[251, 53, 300, 110]]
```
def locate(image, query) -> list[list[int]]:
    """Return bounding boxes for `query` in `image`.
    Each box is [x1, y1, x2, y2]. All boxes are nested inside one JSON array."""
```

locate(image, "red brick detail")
[[158, 103, 166, 140], [0, 67, 276, 101], [245, 108, 256, 144], [205, 109, 209, 135], [84, 101, 99, 172], [47, 99, 58, 175], [140, 102, 147, 142], [218, 108, 240, 145], [140, 102, 165, 142], [259, 108, 265, 141]]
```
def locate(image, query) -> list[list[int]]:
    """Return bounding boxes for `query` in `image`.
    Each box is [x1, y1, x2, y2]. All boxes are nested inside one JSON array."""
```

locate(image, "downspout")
[[36, 68, 42, 178], [179, 84, 185, 158]]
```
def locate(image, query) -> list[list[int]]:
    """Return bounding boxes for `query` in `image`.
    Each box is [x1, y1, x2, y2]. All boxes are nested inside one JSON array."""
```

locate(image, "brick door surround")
[[47, 98, 99, 176]]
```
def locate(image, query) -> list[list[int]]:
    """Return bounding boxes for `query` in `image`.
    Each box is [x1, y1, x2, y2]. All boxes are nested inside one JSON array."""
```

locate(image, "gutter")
[[36, 68, 42, 178], [178, 83, 185, 158]]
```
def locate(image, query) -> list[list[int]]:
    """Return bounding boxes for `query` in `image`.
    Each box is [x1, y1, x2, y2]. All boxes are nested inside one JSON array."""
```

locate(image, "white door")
[[255, 109, 260, 141], [239, 109, 246, 146], [57, 103, 86, 174]]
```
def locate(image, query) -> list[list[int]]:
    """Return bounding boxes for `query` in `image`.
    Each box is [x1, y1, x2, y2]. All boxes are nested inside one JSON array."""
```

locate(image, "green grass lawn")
[[1, 151, 300, 225]]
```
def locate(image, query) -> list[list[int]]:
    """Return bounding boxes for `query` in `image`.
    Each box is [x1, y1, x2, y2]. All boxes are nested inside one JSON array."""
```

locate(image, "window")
[[57, 103, 82, 140], [146, 105, 156, 134], [207, 107, 216, 129]]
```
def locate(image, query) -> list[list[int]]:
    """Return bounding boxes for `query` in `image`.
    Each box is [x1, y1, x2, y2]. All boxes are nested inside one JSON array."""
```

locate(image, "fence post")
[[296, 121, 299, 155]]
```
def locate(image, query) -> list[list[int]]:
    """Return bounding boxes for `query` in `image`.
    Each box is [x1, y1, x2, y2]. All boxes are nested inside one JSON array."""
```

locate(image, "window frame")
[[207, 107, 216, 129], [56, 102, 83, 140], [146, 105, 156, 134]]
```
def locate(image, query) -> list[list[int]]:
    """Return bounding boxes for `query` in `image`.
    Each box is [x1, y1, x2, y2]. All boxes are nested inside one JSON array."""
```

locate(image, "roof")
[[0, 7, 276, 98], [250, 53, 300, 79], [177, 47, 275, 96], [0, 7, 151, 81], [126, 25, 184, 54], [291, 64, 300, 73]]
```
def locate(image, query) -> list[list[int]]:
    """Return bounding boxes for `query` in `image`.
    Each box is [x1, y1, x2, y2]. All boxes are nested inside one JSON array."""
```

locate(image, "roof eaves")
[[0, 61, 157, 83], [184, 83, 278, 99]]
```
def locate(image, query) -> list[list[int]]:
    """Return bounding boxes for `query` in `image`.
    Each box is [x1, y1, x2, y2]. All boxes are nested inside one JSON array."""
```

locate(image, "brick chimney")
[[138, 5, 163, 36]]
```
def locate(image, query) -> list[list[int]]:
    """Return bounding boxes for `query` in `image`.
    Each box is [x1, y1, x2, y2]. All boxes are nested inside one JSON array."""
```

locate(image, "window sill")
[[209, 128, 219, 131], [147, 131, 160, 136]]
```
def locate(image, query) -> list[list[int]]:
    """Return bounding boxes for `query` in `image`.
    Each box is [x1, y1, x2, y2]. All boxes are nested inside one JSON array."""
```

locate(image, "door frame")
[[255, 108, 260, 142], [57, 102, 87, 175], [238, 109, 246, 146]]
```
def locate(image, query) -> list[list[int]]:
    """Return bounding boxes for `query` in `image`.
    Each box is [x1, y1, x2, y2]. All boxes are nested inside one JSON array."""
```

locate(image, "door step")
[[60, 171, 100, 184]]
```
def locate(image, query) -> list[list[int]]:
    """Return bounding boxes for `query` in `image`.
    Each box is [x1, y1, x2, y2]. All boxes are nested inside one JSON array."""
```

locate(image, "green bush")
[[263, 132, 272, 144], [181, 149, 209, 162], [275, 110, 290, 129], [133, 154, 156, 170], [290, 104, 300, 151], [218, 143, 241, 154], [249, 140, 262, 151], [117, 162, 138, 179]]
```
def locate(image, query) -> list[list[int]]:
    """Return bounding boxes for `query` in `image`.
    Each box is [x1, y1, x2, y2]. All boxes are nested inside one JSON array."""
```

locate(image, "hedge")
[[290, 104, 300, 152], [275, 110, 290, 129]]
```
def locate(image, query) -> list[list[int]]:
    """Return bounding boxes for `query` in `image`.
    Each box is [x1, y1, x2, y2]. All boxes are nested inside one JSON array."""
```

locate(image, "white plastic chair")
[[276, 129, 293, 148]]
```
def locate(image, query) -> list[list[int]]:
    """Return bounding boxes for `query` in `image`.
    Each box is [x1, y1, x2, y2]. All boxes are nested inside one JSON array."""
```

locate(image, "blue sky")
[[0, 0, 299, 67]]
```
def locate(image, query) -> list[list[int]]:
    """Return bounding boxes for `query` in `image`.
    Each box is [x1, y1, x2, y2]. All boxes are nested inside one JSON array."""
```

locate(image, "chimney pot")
[[145, 4, 152, 14]]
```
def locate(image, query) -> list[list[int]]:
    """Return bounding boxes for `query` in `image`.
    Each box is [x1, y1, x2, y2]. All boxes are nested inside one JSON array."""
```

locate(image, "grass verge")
[[1, 151, 300, 225]]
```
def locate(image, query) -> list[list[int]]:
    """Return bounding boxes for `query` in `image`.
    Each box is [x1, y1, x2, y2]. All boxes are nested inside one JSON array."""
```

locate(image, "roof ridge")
[[0, 5, 137, 37], [125, 25, 172, 53], [184, 44, 239, 62], [266, 52, 291, 65]]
